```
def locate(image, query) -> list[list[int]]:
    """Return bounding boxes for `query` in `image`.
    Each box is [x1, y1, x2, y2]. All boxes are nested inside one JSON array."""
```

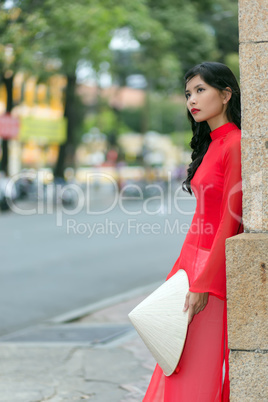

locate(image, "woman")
[[143, 62, 243, 401]]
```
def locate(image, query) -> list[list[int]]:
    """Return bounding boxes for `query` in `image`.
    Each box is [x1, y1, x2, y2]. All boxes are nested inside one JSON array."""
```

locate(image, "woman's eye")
[[185, 93, 190, 100], [197, 88, 204, 93]]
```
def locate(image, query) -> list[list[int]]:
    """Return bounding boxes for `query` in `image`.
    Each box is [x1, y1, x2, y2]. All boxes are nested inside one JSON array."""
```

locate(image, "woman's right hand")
[[183, 291, 208, 324]]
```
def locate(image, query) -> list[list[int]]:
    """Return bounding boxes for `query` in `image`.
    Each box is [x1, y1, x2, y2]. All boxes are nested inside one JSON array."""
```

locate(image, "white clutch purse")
[[128, 269, 189, 376]]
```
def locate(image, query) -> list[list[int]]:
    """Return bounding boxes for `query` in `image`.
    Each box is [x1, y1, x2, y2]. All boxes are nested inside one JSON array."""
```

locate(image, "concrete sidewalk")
[[0, 294, 155, 402]]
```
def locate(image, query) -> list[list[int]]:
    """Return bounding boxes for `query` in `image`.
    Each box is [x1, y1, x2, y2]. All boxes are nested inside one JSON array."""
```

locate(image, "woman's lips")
[[191, 108, 200, 114]]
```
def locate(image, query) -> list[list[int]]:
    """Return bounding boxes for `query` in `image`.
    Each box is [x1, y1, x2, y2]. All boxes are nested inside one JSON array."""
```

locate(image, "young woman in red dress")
[[143, 62, 243, 401]]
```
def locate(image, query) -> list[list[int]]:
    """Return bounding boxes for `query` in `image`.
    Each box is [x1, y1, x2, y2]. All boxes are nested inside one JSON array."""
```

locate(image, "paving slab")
[[0, 293, 155, 402]]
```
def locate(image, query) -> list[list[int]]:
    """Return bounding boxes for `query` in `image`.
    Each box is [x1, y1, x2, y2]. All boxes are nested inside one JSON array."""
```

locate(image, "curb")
[[47, 281, 162, 324]]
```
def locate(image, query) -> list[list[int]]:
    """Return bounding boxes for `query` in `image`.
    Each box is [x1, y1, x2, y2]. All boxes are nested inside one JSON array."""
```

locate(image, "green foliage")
[[82, 94, 190, 137], [191, 0, 239, 61], [171, 130, 192, 151], [109, 2, 183, 92], [0, 0, 239, 174], [147, 0, 219, 75], [117, 95, 189, 135], [1, 0, 239, 86], [83, 107, 131, 137], [148, 95, 189, 133], [119, 108, 143, 133], [224, 52, 240, 83], [29, 0, 125, 74], [0, 6, 45, 76]]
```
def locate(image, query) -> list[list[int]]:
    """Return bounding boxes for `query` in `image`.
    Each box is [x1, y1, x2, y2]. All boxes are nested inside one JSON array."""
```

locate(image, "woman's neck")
[[207, 116, 230, 132]]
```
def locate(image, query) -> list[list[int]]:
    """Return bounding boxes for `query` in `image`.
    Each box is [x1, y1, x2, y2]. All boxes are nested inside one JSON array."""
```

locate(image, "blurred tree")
[[112, 0, 238, 133], [118, 95, 188, 135], [149, 95, 188, 133], [111, 0, 238, 87], [22, 0, 127, 177], [224, 52, 240, 82], [16, 0, 177, 176], [146, 0, 219, 75], [1, 0, 238, 175], [108, 6, 181, 133], [110, 0, 219, 133], [190, 0, 239, 61], [84, 106, 130, 136]]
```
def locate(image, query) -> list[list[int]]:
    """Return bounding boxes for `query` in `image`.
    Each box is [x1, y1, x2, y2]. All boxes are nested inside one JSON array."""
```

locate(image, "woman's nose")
[[189, 97, 196, 105]]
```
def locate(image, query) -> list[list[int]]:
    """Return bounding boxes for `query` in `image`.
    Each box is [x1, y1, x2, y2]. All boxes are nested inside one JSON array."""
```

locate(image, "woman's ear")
[[223, 87, 232, 104]]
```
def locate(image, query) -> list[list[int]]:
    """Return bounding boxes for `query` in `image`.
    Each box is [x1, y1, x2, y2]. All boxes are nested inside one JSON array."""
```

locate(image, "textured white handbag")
[[128, 269, 189, 376]]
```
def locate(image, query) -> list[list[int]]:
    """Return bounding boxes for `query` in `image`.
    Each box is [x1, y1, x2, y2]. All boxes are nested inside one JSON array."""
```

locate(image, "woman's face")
[[185, 74, 230, 130]]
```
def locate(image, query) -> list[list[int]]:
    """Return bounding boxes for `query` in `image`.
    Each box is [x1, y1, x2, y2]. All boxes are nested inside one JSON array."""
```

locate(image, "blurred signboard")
[[19, 116, 67, 144], [0, 114, 20, 139]]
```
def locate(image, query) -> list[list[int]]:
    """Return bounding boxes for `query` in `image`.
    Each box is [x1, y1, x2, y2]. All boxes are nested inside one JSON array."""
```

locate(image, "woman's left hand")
[[183, 291, 208, 324]]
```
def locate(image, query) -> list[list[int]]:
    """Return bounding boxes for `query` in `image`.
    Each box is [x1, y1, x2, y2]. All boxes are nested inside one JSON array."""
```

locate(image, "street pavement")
[[0, 188, 195, 336], [0, 184, 195, 400], [0, 290, 156, 402]]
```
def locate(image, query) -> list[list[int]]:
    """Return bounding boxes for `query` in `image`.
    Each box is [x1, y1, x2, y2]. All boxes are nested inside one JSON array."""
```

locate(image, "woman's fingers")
[[184, 291, 209, 324], [188, 304, 195, 324], [183, 292, 190, 312], [202, 292, 209, 310]]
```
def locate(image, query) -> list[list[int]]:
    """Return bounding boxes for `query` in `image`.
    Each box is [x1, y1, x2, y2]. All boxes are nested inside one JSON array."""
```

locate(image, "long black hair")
[[182, 61, 241, 194]]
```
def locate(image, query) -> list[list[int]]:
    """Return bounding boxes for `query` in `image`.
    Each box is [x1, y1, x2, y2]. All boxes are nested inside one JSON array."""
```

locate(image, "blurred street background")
[[0, 191, 197, 336], [0, 0, 239, 400]]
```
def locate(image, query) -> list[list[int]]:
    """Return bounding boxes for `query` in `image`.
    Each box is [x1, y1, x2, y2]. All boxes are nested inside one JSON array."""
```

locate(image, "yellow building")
[[0, 73, 67, 174]]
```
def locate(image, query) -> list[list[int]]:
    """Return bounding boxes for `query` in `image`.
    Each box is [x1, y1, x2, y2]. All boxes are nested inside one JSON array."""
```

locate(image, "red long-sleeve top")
[[167, 122, 243, 300]]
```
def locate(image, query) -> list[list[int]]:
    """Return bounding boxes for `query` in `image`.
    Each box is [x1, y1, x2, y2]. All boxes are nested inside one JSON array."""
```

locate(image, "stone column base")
[[229, 350, 267, 401], [226, 233, 268, 401]]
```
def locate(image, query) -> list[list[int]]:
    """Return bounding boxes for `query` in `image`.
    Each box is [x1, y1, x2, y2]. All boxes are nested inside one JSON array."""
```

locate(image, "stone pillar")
[[226, 0, 268, 400]]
